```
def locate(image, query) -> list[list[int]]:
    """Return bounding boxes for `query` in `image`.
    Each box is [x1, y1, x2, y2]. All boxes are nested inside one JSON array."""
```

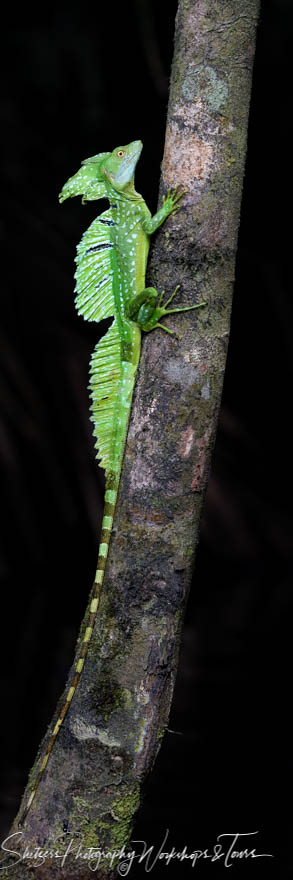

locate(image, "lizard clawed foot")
[[162, 187, 187, 214], [146, 287, 206, 336], [156, 285, 206, 318]]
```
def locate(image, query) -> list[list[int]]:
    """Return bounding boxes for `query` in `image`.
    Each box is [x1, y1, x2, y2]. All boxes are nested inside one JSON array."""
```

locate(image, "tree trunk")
[[5, 1, 260, 876]]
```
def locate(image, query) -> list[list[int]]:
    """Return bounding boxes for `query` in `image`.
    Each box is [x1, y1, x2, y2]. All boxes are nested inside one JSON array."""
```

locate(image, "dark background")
[[0, 0, 292, 876]]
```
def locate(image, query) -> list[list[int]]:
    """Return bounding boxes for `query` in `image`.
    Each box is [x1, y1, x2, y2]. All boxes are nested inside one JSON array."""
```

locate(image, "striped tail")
[[19, 481, 118, 826], [19, 333, 140, 824]]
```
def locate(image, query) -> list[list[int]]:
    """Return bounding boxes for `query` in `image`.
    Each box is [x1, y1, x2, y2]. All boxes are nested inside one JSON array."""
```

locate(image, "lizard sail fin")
[[89, 319, 122, 471], [74, 210, 115, 322]]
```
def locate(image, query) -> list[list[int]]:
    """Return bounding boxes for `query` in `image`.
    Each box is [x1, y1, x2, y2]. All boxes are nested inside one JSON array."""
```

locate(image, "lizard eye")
[[117, 150, 125, 158]]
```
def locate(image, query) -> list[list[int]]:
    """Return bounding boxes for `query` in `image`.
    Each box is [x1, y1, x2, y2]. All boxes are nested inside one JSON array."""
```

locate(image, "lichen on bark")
[[6, 2, 260, 877]]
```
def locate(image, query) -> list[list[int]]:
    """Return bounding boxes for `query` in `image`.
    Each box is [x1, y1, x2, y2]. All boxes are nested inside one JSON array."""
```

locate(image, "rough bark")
[[5, 1, 260, 877]]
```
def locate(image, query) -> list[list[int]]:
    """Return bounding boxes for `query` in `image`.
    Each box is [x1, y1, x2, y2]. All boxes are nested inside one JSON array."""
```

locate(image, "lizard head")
[[59, 141, 143, 203], [101, 141, 143, 193]]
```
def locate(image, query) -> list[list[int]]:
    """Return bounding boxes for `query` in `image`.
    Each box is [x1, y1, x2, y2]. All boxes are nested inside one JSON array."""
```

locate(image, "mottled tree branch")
[[6, 1, 260, 877]]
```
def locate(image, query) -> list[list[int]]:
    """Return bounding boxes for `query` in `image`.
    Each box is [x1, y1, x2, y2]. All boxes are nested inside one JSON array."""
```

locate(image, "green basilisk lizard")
[[20, 140, 205, 823]]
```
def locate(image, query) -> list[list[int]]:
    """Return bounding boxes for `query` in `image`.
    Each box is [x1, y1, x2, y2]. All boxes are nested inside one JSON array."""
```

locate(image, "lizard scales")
[[20, 140, 204, 823]]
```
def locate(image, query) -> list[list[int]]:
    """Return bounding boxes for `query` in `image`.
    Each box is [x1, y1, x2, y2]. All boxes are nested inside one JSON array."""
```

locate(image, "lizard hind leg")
[[138, 285, 206, 334]]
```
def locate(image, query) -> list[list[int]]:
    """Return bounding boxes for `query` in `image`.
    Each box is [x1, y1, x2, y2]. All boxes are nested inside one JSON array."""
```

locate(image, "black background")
[[0, 0, 292, 877]]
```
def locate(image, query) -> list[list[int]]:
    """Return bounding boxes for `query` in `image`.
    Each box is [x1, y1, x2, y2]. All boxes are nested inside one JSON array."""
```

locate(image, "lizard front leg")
[[140, 187, 185, 235]]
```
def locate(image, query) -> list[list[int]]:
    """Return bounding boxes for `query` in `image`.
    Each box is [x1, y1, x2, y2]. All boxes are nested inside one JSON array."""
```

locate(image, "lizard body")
[[20, 141, 205, 824]]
